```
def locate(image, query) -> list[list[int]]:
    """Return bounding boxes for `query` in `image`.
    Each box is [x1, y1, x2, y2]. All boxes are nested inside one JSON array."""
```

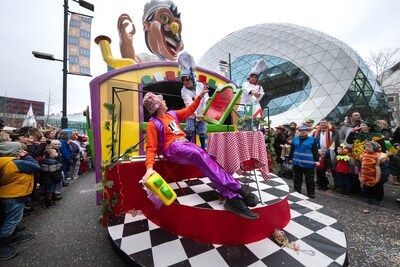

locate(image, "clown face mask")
[[143, 5, 183, 61]]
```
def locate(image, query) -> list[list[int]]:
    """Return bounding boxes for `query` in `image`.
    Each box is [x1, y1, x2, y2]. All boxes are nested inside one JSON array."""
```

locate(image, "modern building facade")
[[0, 96, 45, 127], [380, 61, 400, 125], [199, 23, 392, 126]]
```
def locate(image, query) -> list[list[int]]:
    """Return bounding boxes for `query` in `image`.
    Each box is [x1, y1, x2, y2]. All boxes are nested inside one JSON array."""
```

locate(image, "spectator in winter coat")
[[67, 132, 82, 180], [40, 149, 63, 207], [0, 150, 41, 260], [58, 131, 72, 187], [289, 123, 319, 198]]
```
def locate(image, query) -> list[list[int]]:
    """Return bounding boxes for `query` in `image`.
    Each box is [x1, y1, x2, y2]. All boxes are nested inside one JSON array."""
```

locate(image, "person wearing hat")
[[142, 89, 259, 220], [0, 150, 41, 260], [289, 123, 319, 198], [304, 118, 316, 136], [178, 52, 209, 149], [238, 59, 266, 118]]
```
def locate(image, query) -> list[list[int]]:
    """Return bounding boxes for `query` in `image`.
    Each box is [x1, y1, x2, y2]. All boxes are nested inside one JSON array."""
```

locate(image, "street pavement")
[[6, 171, 400, 266]]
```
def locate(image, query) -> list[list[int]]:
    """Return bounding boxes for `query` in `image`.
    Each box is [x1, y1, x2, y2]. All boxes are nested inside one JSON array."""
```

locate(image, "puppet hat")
[[178, 51, 196, 77], [143, 0, 178, 22]]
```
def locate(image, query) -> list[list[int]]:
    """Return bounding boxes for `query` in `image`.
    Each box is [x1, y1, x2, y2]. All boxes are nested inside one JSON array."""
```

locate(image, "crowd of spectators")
[[0, 118, 91, 261], [268, 112, 400, 205]]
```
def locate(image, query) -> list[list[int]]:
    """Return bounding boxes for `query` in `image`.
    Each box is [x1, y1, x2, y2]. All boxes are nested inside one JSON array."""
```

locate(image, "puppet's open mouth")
[[162, 28, 181, 56]]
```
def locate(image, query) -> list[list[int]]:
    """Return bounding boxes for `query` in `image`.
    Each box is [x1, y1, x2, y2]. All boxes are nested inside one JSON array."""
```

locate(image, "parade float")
[[90, 0, 348, 265]]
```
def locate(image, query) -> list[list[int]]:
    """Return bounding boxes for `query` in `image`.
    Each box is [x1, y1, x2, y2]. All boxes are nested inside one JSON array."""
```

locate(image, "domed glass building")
[[199, 23, 391, 126]]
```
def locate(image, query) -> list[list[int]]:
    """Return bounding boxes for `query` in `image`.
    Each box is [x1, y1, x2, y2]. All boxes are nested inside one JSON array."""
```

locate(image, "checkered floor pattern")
[[108, 173, 347, 266], [170, 172, 290, 209]]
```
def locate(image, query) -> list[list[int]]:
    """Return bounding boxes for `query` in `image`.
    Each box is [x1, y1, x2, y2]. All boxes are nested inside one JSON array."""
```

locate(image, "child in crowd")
[[388, 143, 400, 186], [316, 149, 329, 191], [280, 137, 293, 179], [335, 144, 351, 196], [67, 132, 82, 180], [359, 141, 390, 206], [39, 149, 63, 208]]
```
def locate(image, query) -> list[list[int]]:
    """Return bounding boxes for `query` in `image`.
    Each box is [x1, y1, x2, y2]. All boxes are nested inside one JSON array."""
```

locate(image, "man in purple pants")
[[141, 89, 259, 220]]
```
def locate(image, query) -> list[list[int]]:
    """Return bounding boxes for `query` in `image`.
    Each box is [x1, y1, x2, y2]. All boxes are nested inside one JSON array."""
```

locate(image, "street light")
[[32, 0, 94, 129], [76, 0, 94, 11], [32, 51, 63, 62]]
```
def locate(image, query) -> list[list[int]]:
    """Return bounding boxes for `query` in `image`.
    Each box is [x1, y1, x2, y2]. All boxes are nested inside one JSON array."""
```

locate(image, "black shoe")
[[6, 232, 34, 246], [62, 181, 69, 187], [11, 225, 25, 237], [24, 205, 35, 213], [308, 194, 315, 199], [238, 187, 259, 207], [224, 198, 259, 220], [43, 200, 57, 208], [0, 245, 18, 261], [52, 193, 62, 201]]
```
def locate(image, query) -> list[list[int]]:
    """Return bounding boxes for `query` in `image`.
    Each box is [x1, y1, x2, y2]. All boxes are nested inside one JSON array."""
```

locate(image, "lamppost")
[[32, 0, 94, 129]]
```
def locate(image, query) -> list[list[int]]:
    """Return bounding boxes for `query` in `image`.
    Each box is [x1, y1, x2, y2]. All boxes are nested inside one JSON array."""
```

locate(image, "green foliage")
[[237, 116, 271, 131], [97, 102, 141, 226]]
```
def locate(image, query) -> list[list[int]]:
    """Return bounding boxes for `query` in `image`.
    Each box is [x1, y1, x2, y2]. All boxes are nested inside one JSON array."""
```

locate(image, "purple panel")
[[138, 83, 145, 155]]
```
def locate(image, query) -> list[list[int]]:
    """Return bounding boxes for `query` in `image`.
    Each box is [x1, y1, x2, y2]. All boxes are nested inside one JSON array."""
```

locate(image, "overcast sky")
[[1, 0, 399, 115]]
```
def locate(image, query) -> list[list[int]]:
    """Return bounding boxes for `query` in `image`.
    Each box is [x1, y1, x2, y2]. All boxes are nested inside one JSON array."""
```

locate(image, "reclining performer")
[[141, 89, 259, 220]]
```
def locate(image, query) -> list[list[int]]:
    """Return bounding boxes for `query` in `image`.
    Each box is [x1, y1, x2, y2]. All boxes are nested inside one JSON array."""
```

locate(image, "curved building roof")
[[199, 23, 391, 125]]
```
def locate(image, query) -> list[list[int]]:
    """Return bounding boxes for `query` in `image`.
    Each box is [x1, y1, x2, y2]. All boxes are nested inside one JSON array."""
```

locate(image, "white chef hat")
[[248, 59, 268, 78]]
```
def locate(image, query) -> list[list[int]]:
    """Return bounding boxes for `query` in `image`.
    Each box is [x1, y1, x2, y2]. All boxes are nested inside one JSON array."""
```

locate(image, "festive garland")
[[96, 102, 139, 226], [273, 229, 315, 255]]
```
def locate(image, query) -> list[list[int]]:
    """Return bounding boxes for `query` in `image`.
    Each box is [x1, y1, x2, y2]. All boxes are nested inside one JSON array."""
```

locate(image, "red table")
[[207, 131, 269, 180]]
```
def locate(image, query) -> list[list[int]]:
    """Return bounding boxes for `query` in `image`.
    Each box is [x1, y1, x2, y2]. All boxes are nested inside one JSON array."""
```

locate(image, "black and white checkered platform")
[[108, 173, 347, 266], [171, 172, 290, 208]]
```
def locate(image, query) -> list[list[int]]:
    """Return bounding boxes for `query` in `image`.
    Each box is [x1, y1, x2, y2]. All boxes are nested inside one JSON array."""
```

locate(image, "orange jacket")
[[145, 96, 202, 169]]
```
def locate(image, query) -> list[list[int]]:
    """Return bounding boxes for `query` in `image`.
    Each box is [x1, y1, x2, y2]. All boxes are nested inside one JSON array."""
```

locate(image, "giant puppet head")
[[142, 0, 184, 61]]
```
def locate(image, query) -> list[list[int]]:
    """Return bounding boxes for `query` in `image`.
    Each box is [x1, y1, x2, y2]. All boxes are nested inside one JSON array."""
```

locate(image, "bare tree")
[[46, 90, 61, 125], [367, 47, 400, 85]]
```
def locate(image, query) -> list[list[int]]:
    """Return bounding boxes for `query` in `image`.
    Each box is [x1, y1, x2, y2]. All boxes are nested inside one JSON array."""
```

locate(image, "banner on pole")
[[68, 13, 92, 75]]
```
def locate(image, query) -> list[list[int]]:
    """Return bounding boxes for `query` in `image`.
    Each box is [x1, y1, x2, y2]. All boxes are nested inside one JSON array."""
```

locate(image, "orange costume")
[[359, 151, 388, 186], [145, 96, 202, 169]]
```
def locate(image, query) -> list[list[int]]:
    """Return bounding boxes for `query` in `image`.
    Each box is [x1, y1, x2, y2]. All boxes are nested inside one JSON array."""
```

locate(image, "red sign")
[[204, 88, 234, 121]]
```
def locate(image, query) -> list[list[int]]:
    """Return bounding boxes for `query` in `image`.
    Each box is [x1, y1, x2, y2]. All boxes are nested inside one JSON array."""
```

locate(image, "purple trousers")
[[163, 141, 241, 199]]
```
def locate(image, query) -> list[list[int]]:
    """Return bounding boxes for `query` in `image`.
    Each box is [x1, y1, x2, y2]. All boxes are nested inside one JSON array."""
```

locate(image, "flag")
[[68, 13, 92, 75], [22, 104, 37, 127]]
